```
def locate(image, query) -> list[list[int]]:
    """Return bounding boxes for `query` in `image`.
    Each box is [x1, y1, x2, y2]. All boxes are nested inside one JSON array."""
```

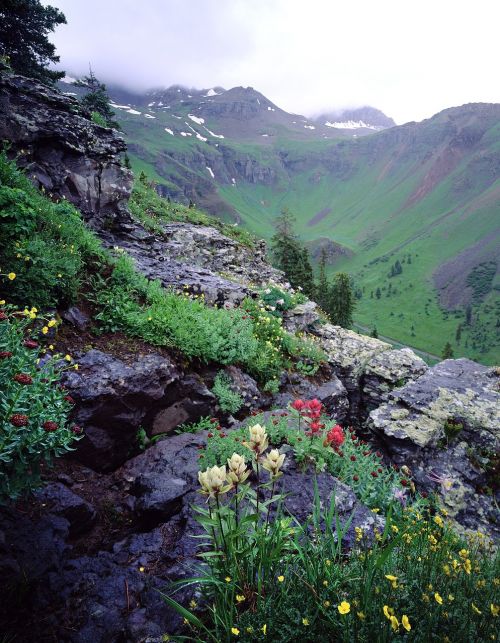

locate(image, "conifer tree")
[[74, 68, 119, 128], [330, 272, 355, 328], [0, 0, 66, 85], [315, 247, 330, 310], [442, 342, 454, 359]]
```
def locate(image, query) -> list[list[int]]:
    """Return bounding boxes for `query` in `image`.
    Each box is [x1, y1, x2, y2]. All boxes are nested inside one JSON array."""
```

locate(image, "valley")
[[62, 80, 500, 364]]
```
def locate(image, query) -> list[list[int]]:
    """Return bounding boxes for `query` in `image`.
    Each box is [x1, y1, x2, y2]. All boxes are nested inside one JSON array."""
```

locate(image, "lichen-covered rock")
[[282, 300, 321, 332], [100, 221, 287, 306], [368, 358, 500, 539], [0, 70, 133, 228], [314, 324, 427, 419]]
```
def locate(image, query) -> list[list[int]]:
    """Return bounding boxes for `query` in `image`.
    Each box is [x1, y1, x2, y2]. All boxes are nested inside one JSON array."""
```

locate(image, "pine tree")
[[74, 68, 119, 128], [455, 323, 462, 344], [375, 287, 381, 299], [296, 247, 315, 298], [315, 247, 330, 310], [442, 342, 454, 359], [271, 208, 304, 287], [371, 327, 379, 338], [330, 272, 355, 328], [0, 0, 66, 85]]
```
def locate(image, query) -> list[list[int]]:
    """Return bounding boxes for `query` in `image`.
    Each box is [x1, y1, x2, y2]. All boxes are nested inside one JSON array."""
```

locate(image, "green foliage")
[[0, 0, 66, 85], [330, 272, 355, 328], [0, 310, 79, 501], [0, 150, 104, 308], [175, 416, 214, 435], [74, 69, 119, 129], [212, 372, 243, 415], [442, 342, 454, 359], [129, 178, 255, 247], [259, 286, 306, 317], [466, 261, 497, 303], [171, 423, 499, 643]]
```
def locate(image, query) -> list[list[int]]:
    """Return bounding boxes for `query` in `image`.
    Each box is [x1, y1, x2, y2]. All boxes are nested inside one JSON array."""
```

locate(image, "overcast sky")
[[47, 0, 500, 124]]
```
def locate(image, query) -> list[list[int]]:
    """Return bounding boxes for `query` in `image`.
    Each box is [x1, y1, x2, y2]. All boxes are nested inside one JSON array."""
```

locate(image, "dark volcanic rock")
[[62, 349, 181, 470], [35, 482, 96, 535], [0, 70, 132, 229]]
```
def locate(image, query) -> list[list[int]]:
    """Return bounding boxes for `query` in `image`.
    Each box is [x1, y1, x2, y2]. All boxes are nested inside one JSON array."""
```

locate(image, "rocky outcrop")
[[368, 359, 500, 539], [101, 220, 288, 306], [0, 69, 132, 229], [315, 323, 428, 420]]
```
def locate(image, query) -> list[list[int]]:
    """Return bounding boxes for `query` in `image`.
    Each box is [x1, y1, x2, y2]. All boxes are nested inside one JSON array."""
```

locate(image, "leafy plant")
[[212, 372, 244, 414], [0, 307, 81, 501], [175, 416, 215, 435]]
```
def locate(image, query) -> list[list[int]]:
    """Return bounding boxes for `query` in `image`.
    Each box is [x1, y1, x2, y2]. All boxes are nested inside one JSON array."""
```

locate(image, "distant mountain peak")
[[314, 106, 396, 131]]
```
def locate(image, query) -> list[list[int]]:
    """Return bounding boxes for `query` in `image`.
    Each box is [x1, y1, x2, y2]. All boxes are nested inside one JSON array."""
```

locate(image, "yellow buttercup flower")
[[390, 615, 399, 631], [383, 605, 391, 620], [231, 627, 240, 636], [385, 574, 398, 589], [261, 624, 267, 635], [338, 601, 350, 615], [42, 326, 49, 335], [472, 603, 482, 615], [189, 600, 197, 609], [302, 618, 309, 626], [277, 575, 284, 583], [464, 559, 472, 574], [7, 272, 16, 281], [48, 319, 57, 327], [323, 580, 328, 587], [435, 593, 443, 605], [323, 600, 330, 607], [357, 611, 366, 620], [459, 549, 469, 559], [491, 603, 499, 617], [434, 515, 444, 528], [236, 595, 245, 603], [402, 615, 411, 631], [225, 576, 231, 582], [65, 354, 72, 362]]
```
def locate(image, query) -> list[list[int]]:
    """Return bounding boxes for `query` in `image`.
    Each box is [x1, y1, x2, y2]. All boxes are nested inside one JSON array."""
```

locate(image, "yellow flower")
[[261, 448, 285, 480], [448, 594, 454, 601], [338, 601, 350, 615], [48, 319, 56, 327], [7, 272, 16, 281], [42, 326, 49, 334], [443, 564, 451, 576], [277, 575, 284, 583], [385, 574, 398, 589], [325, 559, 331, 566], [302, 618, 309, 626], [244, 424, 268, 455], [435, 593, 443, 605], [324, 601, 330, 608], [189, 600, 197, 609], [227, 453, 250, 485], [390, 615, 399, 631], [372, 508, 380, 513], [464, 559, 472, 574], [74, 364, 79, 370], [459, 549, 469, 559], [323, 580, 328, 587], [391, 525, 399, 533], [383, 605, 391, 620], [491, 603, 499, 617], [225, 576, 231, 583], [65, 354, 72, 362], [236, 595, 245, 603], [49, 345, 54, 350], [402, 615, 411, 631], [261, 624, 267, 635], [357, 611, 366, 620], [472, 603, 482, 615], [0, 299, 5, 304], [138, 566, 145, 572], [434, 515, 444, 528], [231, 627, 240, 636]]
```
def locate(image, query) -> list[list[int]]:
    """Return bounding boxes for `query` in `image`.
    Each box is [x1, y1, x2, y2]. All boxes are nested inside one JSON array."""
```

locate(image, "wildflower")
[[357, 611, 366, 620], [23, 339, 38, 349], [0, 351, 13, 358], [353, 474, 359, 482], [391, 525, 399, 533], [383, 605, 392, 620], [63, 395, 75, 404], [472, 603, 482, 615], [48, 319, 56, 327], [236, 595, 245, 603], [227, 453, 250, 484], [225, 576, 231, 583], [10, 414, 29, 427], [244, 424, 268, 455], [325, 559, 331, 566], [443, 564, 451, 576], [302, 618, 309, 626], [385, 575, 398, 589], [14, 373, 33, 385], [459, 548, 469, 559], [72, 425, 83, 435], [43, 421, 58, 432], [198, 466, 231, 497], [42, 326, 49, 335], [7, 272, 16, 280], [0, 312, 7, 321], [448, 594, 454, 601], [463, 559, 472, 574], [338, 601, 350, 615], [371, 471, 378, 478], [65, 354, 72, 362], [434, 515, 444, 528], [262, 449, 285, 479], [355, 527, 363, 542], [261, 624, 267, 635], [491, 604, 499, 617], [139, 566, 145, 572], [434, 593, 443, 605], [291, 399, 305, 411], [390, 615, 399, 631], [231, 627, 240, 636], [277, 575, 284, 583], [402, 615, 411, 631], [324, 424, 344, 448], [323, 580, 328, 587]]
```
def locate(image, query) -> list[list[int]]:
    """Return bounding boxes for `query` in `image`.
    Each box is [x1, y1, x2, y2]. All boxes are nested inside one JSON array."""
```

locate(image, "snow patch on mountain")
[[204, 88, 220, 97], [164, 128, 174, 136], [203, 126, 224, 139], [206, 166, 215, 179], [188, 114, 205, 125], [324, 120, 383, 130]]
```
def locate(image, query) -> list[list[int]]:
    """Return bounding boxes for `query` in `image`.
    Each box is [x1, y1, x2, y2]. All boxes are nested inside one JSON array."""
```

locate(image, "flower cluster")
[[291, 398, 325, 437]]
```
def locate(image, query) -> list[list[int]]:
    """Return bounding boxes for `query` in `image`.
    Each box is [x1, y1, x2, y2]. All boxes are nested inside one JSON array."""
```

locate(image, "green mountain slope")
[[62, 80, 499, 364]]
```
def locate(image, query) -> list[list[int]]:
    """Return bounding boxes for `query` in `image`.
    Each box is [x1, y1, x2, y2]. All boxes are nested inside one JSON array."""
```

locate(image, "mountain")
[[60, 79, 500, 364], [313, 106, 396, 132]]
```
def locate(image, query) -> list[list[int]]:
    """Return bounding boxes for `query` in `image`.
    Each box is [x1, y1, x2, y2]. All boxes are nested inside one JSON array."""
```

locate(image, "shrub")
[[212, 372, 243, 414], [0, 150, 104, 308], [0, 307, 80, 501]]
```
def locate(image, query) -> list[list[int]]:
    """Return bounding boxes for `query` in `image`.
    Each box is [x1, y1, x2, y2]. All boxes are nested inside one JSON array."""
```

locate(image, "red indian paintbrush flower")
[[324, 424, 344, 448], [291, 399, 305, 411], [0, 351, 13, 359], [23, 339, 39, 349], [0, 311, 8, 321]]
